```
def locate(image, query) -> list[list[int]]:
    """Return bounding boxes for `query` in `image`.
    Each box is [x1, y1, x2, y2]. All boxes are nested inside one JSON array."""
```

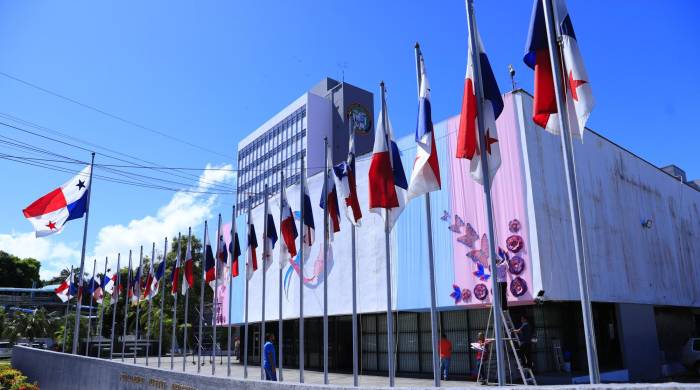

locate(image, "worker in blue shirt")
[[263, 333, 277, 381]]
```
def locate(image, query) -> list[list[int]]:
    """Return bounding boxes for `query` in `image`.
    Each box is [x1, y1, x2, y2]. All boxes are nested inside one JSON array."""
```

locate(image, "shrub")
[[0, 368, 26, 387]]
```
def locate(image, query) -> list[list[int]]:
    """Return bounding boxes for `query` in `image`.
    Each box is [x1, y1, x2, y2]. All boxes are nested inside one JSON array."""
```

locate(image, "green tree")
[[4, 308, 60, 343], [95, 235, 204, 354], [0, 251, 41, 288]]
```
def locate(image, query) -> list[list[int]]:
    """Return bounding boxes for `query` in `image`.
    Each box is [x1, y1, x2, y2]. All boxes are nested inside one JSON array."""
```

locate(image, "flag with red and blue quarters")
[[130, 264, 142, 305], [246, 222, 258, 281], [55, 269, 74, 303], [230, 232, 241, 277], [264, 212, 278, 272], [407, 49, 441, 200], [101, 273, 115, 296], [151, 259, 166, 298], [332, 135, 362, 226], [143, 257, 155, 300], [320, 167, 341, 234], [181, 236, 194, 295], [216, 229, 228, 285], [279, 183, 298, 269], [203, 224, 216, 290], [524, 0, 593, 137], [368, 89, 408, 231], [457, 16, 504, 185], [171, 243, 181, 296], [22, 164, 91, 237], [301, 171, 315, 261]]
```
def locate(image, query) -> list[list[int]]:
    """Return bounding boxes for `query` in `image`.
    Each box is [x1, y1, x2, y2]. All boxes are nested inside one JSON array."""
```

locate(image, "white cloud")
[[91, 163, 235, 269], [0, 164, 235, 281], [0, 231, 80, 280]]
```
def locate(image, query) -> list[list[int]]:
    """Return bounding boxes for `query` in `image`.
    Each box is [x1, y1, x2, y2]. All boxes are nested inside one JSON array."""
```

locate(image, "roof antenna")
[[508, 64, 517, 91]]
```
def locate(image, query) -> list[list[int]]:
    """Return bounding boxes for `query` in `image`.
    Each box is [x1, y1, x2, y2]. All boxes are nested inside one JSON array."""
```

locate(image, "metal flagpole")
[[84, 259, 97, 356], [346, 110, 359, 386], [260, 192, 268, 378], [213, 214, 222, 376], [146, 242, 155, 365], [109, 254, 120, 360], [96, 257, 109, 358], [134, 246, 144, 364], [121, 251, 133, 362], [227, 206, 235, 377], [182, 227, 191, 373], [198, 221, 208, 373], [62, 265, 72, 354], [244, 198, 252, 379], [465, 0, 506, 384], [158, 237, 168, 368], [541, 0, 600, 382], [322, 137, 330, 384], [278, 173, 285, 382], [172, 233, 181, 370], [72, 152, 95, 355], [298, 155, 305, 384], [380, 82, 396, 387], [413, 43, 441, 387]]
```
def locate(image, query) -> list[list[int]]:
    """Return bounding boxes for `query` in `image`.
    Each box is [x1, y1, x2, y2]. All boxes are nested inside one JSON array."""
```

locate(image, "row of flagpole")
[[41, 0, 601, 385]]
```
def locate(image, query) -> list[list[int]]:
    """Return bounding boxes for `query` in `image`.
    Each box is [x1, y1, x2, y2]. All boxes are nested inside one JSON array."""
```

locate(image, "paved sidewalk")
[[132, 355, 477, 388]]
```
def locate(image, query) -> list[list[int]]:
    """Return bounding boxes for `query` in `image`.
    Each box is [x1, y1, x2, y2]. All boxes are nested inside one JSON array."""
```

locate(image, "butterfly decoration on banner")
[[457, 223, 479, 248], [467, 234, 489, 267], [473, 263, 490, 281], [449, 284, 471, 304], [448, 215, 465, 233], [440, 210, 450, 221]]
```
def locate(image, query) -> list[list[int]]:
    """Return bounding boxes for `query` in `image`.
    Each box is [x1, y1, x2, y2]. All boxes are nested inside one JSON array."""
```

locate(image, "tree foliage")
[[0, 251, 41, 288]]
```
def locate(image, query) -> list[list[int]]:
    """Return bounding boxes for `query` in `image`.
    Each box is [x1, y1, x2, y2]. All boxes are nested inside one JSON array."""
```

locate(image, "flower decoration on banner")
[[509, 219, 521, 233], [508, 256, 525, 275], [510, 277, 528, 297], [506, 234, 524, 253], [473, 283, 489, 301], [441, 210, 450, 221], [450, 284, 471, 304]]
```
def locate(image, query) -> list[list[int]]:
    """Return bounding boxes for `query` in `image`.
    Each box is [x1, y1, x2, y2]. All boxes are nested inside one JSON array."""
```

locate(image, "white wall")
[[239, 155, 394, 323], [305, 92, 331, 178], [519, 92, 700, 306]]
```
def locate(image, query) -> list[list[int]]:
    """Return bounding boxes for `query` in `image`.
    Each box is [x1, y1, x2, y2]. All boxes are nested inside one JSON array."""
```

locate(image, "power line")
[[0, 70, 231, 159], [0, 116, 236, 192]]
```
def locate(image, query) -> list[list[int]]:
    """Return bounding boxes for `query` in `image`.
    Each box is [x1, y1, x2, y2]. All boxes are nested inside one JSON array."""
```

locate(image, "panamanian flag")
[[279, 183, 298, 268], [320, 160, 341, 234], [230, 231, 241, 277], [54, 268, 74, 303], [457, 16, 504, 185], [181, 235, 194, 295], [301, 169, 315, 261], [407, 50, 441, 200], [22, 165, 91, 237], [524, 0, 593, 137], [171, 239, 181, 296], [203, 223, 216, 290], [368, 85, 408, 231], [263, 211, 278, 272], [332, 133, 362, 226], [246, 221, 258, 281]]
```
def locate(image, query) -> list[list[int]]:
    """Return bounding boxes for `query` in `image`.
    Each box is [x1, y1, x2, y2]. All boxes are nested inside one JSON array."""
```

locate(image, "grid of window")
[[237, 106, 307, 213]]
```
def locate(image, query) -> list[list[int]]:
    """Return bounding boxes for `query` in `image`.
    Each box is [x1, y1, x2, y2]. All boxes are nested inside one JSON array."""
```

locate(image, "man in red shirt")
[[439, 333, 453, 380]]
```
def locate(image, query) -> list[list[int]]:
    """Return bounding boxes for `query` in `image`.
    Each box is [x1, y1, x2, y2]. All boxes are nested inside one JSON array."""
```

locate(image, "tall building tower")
[[236, 78, 374, 213]]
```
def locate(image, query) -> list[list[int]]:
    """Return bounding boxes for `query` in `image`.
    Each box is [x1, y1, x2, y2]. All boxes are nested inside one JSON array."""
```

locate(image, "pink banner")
[[446, 94, 533, 307]]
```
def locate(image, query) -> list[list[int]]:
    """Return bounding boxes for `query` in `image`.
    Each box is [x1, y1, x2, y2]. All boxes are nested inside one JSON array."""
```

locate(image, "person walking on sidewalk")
[[263, 333, 277, 381], [439, 333, 453, 381]]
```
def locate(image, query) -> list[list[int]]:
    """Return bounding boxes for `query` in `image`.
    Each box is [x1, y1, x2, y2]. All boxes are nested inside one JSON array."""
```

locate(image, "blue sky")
[[0, 1, 698, 279]]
